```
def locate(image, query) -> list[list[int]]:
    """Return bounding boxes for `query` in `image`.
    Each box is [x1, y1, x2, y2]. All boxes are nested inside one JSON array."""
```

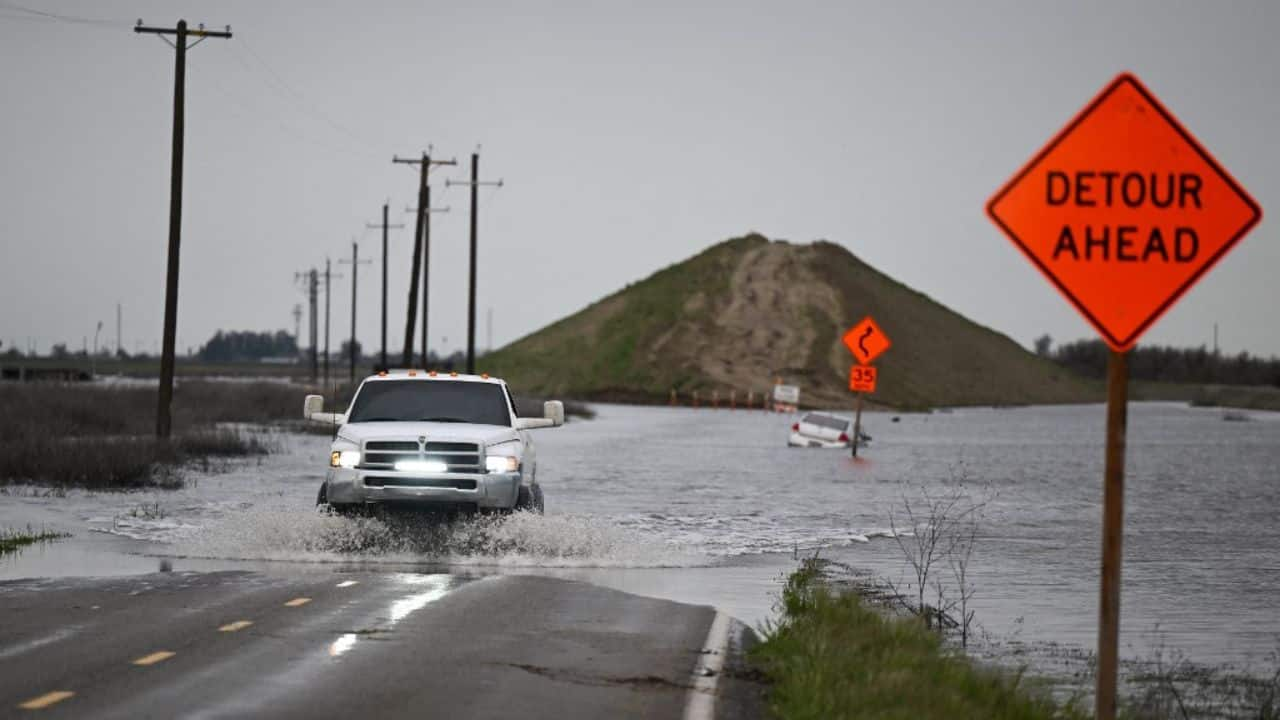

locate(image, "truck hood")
[[336, 422, 519, 448]]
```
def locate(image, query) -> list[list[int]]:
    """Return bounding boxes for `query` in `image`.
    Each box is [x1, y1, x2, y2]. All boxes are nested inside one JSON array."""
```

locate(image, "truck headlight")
[[330, 450, 361, 468], [485, 455, 518, 474]]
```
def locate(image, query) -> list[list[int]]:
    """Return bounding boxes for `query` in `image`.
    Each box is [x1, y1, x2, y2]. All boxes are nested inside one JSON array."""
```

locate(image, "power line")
[[232, 35, 383, 155], [0, 1, 128, 27], [195, 61, 373, 161]]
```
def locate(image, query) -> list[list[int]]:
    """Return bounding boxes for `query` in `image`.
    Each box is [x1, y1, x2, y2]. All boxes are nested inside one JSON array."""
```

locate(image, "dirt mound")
[[485, 234, 1095, 409]]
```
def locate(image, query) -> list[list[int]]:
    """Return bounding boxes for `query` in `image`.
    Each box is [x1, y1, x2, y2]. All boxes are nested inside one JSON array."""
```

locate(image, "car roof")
[[802, 411, 850, 422], [359, 371, 506, 385]]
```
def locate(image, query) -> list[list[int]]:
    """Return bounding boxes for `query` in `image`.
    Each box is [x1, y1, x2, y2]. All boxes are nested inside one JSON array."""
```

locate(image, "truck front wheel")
[[515, 484, 544, 514]]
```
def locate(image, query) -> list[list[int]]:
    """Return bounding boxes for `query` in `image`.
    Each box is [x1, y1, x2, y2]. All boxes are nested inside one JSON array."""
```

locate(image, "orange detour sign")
[[848, 365, 877, 394], [988, 72, 1262, 720], [842, 316, 891, 365], [987, 73, 1261, 352]]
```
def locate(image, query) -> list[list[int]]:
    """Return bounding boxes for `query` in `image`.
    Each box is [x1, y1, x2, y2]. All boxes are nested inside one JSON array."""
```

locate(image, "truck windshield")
[[347, 380, 512, 427]]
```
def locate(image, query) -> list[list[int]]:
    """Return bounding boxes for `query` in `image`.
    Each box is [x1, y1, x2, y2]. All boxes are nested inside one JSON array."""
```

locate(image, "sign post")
[[987, 73, 1261, 720], [847, 365, 878, 457], [1098, 348, 1128, 714], [842, 317, 891, 457]]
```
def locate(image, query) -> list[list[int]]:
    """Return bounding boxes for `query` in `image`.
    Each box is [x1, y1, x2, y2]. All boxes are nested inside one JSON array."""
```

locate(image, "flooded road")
[[3, 401, 1278, 672]]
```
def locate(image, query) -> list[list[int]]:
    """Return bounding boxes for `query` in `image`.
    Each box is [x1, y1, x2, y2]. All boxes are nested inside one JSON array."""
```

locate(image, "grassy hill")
[[484, 234, 1098, 409]]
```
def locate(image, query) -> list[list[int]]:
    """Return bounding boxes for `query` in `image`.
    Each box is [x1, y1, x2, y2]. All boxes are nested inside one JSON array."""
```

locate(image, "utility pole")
[[292, 303, 302, 345], [446, 150, 502, 374], [339, 240, 372, 382], [295, 268, 318, 382], [116, 303, 122, 357], [325, 259, 332, 387], [393, 154, 428, 367], [92, 321, 102, 377], [366, 203, 403, 370], [309, 270, 318, 383], [322, 259, 342, 389], [405, 196, 450, 366], [135, 19, 232, 440], [393, 151, 455, 367]]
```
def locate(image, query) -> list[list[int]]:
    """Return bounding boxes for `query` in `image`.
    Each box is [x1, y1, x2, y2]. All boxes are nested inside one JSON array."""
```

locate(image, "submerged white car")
[[305, 371, 563, 514], [787, 411, 869, 449]]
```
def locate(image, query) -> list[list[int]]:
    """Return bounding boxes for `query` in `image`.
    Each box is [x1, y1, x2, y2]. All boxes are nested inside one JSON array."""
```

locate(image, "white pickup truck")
[[305, 371, 563, 515]]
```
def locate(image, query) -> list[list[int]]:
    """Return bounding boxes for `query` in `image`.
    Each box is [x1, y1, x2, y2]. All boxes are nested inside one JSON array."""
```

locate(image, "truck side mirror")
[[544, 400, 565, 427], [304, 394, 324, 421]]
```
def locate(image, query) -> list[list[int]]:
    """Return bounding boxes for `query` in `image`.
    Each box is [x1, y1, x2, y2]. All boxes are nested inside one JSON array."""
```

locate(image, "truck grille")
[[361, 440, 483, 473], [363, 477, 478, 490]]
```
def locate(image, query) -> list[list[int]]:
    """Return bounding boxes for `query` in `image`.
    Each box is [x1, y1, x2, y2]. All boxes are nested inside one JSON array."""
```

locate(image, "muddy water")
[[2, 401, 1278, 672]]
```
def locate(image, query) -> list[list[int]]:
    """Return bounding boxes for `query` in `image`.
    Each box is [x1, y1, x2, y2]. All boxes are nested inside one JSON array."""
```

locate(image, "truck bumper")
[[326, 468, 522, 509]]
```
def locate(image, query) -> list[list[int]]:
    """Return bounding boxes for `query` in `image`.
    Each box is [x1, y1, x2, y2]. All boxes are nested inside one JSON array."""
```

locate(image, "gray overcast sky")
[[1, 1, 1276, 359]]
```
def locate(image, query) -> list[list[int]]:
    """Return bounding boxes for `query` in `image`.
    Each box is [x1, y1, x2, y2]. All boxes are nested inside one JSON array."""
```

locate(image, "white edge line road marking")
[[0, 627, 81, 661], [18, 691, 74, 710], [682, 611, 732, 720], [336, 581, 359, 588]]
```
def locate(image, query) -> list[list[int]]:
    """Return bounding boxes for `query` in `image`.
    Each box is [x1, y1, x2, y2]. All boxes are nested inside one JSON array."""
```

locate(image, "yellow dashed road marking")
[[284, 597, 311, 607], [336, 580, 359, 588], [132, 651, 175, 666], [18, 691, 74, 710], [218, 620, 253, 633]]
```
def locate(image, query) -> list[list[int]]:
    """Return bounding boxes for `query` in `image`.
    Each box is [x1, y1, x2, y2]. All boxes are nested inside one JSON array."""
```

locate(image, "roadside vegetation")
[[1042, 338, 1280, 411], [0, 381, 297, 490], [0, 526, 70, 555], [1046, 338, 1280, 388], [1120, 639, 1280, 719], [756, 469, 1280, 720], [752, 556, 1082, 720], [1133, 381, 1280, 413]]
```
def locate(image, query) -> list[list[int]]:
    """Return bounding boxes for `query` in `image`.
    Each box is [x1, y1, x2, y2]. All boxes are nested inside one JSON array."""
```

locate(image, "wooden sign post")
[[987, 73, 1261, 719]]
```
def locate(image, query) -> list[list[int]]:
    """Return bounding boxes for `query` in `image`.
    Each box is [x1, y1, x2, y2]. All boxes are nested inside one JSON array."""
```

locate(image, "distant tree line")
[[197, 330, 298, 363], [1038, 336, 1280, 387]]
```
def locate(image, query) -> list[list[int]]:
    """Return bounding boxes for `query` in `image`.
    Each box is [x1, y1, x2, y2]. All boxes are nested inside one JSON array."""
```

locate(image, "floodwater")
[[3, 401, 1279, 675]]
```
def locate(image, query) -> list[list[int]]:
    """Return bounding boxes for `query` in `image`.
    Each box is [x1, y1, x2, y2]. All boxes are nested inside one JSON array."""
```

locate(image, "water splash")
[[169, 509, 704, 568]]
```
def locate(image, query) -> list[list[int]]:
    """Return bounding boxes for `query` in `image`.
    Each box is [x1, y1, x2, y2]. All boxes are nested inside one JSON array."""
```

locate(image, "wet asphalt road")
[[0, 571, 764, 719]]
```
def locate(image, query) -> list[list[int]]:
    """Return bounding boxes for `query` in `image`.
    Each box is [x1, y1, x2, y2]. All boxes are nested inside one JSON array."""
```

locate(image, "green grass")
[[0, 526, 70, 555], [752, 559, 1085, 720]]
